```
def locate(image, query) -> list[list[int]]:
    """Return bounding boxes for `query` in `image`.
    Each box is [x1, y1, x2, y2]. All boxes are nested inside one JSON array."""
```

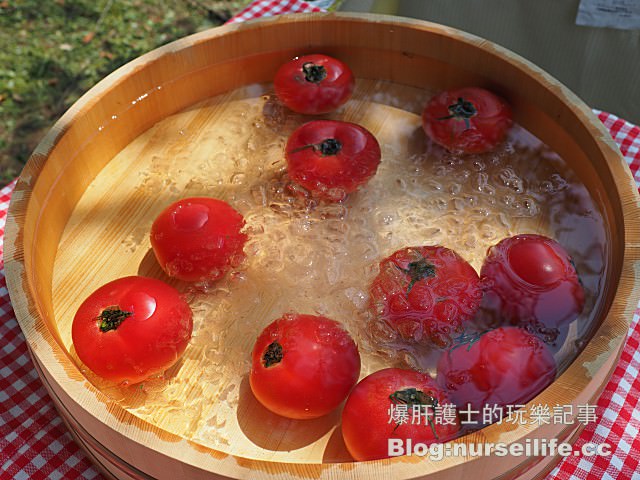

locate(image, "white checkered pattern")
[[594, 110, 640, 190], [1, 180, 99, 478], [228, 0, 322, 23]]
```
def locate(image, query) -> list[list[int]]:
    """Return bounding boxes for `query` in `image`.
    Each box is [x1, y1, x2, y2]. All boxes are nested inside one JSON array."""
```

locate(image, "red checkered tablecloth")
[[228, 0, 323, 22], [2, 1, 640, 479]]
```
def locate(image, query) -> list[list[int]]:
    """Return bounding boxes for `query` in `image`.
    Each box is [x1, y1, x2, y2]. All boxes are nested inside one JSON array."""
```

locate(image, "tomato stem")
[[98, 306, 133, 332], [263, 341, 283, 367], [389, 388, 439, 438], [437, 97, 477, 130], [302, 62, 327, 83], [399, 258, 436, 295], [288, 138, 342, 157], [318, 138, 342, 156]]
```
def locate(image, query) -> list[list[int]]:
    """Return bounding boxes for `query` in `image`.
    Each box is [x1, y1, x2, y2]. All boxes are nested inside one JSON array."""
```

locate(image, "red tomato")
[[72, 276, 193, 385], [286, 120, 381, 201], [150, 197, 248, 283], [250, 313, 360, 420], [274, 54, 354, 114], [342, 368, 460, 461], [422, 87, 513, 154], [369, 246, 482, 348], [437, 327, 556, 422], [480, 234, 585, 329]]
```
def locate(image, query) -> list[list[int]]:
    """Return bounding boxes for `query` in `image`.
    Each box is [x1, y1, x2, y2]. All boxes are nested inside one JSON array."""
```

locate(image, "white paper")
[[306, 0, 339, 10], [576, 0, 640, 29]]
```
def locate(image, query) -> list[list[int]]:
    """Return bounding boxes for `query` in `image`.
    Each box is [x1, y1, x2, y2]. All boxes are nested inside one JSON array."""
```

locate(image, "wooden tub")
[[5, 12, 640, 480]]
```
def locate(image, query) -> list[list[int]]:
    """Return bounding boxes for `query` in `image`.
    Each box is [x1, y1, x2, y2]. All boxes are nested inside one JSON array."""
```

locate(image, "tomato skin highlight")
[[150, 197, 248, 283], [480, 234, 585, 329], [72, 276, 193, 385], [285, 119, 381, 202], [341, 368, 460, 461], [422, 87, 513, 154], [274, 54, 354, 114], [437, 326, 556, 422], [249, 313, 361, 420], [369, 246, 482, 348]]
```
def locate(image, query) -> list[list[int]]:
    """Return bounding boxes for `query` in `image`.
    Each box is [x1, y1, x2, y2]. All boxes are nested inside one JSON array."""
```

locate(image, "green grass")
[[0, 0, 252, 185]]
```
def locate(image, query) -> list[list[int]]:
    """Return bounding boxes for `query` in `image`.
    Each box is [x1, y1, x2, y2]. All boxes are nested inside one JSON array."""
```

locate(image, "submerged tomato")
[[150, 197, 248, 283], [422, 87, 513, 154], [250, 313, 360, 420], [72, 276, 193, 385], [286, 119, 381, 201], [274, 54, 354, 114], [437, 326, 556, 423], [369, 246, 482, 348], [342, 368, 460, 461], [480, 234, 585, 329]]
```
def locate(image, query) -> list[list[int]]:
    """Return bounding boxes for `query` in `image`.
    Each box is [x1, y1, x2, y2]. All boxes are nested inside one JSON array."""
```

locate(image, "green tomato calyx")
[[289, 138, 343, 157], [263, 341, 283, 367], [389, 388, 439, 438], [302, 62, 327, 83], [403, 259, 437, 295], [390, 387, 438, 408], [438, 97, 477, 129], [98, 306, 133, 332], [319, 138, 342, 156]]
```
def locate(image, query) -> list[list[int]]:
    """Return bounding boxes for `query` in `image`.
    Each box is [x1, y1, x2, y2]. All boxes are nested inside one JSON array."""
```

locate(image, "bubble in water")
[[498, 167, 524, 193], [344, 287, 368, 310], [452, 198, 466, 211], [449, 183, 462, 195]]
